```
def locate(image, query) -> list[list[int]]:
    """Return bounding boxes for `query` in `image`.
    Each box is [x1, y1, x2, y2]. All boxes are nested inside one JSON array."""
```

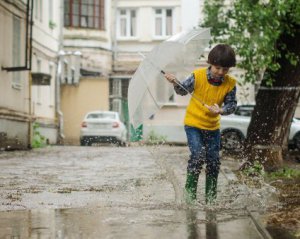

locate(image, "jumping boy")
[[164, 44, 237, 204]]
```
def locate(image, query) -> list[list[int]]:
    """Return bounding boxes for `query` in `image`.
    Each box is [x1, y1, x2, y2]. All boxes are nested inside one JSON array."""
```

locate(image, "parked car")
[[220, 105, 300, 151], [80, 111, 127, 146]]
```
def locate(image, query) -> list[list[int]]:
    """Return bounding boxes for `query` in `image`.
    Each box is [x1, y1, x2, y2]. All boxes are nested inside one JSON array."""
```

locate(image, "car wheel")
[[293, 132, 300, 150], [221, 130, 244, 151], [80, 138, 87, 146], [120, 141, 128, 147]]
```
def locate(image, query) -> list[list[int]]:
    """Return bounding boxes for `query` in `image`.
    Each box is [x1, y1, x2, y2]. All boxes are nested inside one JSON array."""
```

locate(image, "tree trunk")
[[245, 25, 300, 172]]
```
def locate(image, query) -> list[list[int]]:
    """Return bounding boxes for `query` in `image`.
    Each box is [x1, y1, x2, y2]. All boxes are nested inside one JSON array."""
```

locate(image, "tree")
[[202, 0, 300, 171]]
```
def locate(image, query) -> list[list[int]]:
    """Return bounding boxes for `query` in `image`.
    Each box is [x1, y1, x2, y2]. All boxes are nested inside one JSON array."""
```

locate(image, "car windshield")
[[87, 113, 116, 119]]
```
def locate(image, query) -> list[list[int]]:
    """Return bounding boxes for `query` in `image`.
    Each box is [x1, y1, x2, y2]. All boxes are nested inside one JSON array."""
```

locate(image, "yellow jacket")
[[184, 68, 236, 130]]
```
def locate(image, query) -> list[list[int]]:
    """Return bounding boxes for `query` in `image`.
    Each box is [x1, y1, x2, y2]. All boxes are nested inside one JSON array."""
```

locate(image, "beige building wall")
[[0, 1, 30, 149], [61, 77, 109, 145]]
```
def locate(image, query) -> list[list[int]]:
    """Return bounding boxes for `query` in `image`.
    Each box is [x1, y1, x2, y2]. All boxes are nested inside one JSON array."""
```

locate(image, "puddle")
[[0, 207, 264, 239], [0, 145, 287, 238]]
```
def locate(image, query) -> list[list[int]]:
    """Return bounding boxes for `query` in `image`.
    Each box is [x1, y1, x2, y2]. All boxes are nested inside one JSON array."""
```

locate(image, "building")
[[31, 0, 62, 145], [0, 0, 63, 149], [60, 0, 112, 145], [0, 0, 32, 149]]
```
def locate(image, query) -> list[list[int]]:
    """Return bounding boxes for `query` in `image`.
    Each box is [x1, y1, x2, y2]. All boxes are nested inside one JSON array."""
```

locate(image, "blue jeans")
[[184, 126, 221, 177]]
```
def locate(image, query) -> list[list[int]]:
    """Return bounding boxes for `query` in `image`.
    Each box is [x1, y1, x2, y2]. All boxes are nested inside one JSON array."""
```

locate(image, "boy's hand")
[[164, 73, 177, 84], [207, 104, 223, 114]]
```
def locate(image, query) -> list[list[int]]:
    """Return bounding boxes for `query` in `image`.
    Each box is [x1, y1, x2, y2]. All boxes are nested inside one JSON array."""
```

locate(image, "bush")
[[145, 130, 167, 145], [31, 123, 46, 148]]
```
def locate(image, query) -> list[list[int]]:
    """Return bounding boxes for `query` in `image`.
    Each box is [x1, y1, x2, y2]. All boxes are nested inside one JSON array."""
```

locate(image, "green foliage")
[[31, 123, 46, 148], [242, 160, 265, 177], [48, 20, 57, 29], [202, 0, 300, 85], [146, 130, 167, 145], [267, 167, 300, 179], [201, 0, 229, 38]]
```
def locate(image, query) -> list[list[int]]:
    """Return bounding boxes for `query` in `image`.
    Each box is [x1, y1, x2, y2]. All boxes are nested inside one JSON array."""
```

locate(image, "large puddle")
[[0, 207, 265, 239], [0, 145, 285, 238]]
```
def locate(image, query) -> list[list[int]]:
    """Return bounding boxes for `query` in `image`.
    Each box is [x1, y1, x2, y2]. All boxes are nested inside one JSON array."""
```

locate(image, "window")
[[112, 78, 121, 97], [71, 68, 75, 84], [154, 8, 173, 37], [117, 9, 136, 38], [37, 59, 42, 103], [39, 0, 43, 22], [49, 63, 54, 106], [49, 0, 53, 22], [87, 113, 116, 119], [34, 0, 43, 22], [63, 61, 69, 83], [112, 99, 122, 114], [64, 0, 105, 30], [12, 16, 21, 89], [34, 0, 38, 19]]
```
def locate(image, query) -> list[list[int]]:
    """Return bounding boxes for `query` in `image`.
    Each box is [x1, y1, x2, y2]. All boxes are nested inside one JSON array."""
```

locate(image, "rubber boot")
[[185, 172, 199, 204], [205, 174, 218, 204]]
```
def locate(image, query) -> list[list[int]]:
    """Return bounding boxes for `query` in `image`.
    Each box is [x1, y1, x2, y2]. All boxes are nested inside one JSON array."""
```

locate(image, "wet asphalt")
[[0, 145, 274, 238]]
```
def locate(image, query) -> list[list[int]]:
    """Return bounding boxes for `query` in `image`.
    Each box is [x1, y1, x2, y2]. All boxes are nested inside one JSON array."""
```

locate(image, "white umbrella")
[[128, 28, 211, 129]]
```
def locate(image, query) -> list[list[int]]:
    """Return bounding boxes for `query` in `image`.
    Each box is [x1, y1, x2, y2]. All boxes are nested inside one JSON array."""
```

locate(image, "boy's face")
[[210, 65, 230, 78]]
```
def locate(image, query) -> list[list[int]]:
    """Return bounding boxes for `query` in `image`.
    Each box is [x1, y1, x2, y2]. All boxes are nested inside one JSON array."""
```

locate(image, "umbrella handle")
[[170, 77, 208, 108]]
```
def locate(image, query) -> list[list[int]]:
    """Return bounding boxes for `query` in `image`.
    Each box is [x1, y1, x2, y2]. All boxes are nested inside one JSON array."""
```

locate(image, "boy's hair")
[[207, 44, 236, 67]]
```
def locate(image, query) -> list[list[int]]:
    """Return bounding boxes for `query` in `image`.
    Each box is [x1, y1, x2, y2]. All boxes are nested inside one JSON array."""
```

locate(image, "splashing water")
[[148, 144, 280, 213]]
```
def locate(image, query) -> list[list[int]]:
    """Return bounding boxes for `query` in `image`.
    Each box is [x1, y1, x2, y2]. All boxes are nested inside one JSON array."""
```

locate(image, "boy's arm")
[[173, 74, 195, 96], [221, 86, 237, 115]]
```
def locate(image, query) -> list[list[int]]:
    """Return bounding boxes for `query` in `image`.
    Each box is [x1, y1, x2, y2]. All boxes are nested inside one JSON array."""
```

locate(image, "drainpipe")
[[112, 0, 118, 68], [28, 71, 32, 148], [56, 0, 65, 143]]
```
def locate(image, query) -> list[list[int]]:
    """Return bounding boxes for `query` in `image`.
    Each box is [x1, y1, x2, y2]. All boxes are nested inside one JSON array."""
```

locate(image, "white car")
[[220, 105, 300, 151], [80, 111, 127, 146]]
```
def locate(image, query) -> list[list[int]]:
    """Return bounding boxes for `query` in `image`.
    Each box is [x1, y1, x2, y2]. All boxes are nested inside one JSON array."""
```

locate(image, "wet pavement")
[[0, 145, 274, 238]]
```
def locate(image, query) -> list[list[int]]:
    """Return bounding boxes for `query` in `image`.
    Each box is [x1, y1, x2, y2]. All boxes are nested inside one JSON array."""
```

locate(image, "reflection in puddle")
[[186, 210, 219, 239], [0, 207, 267, 239]]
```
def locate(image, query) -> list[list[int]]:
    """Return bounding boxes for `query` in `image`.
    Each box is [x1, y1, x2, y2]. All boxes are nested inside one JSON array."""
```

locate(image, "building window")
[[111, 78, 121, 96], [12, 16, 21, 89], [64, 0, 105, 30], [154, 8, 173, 37], [34, 0, 43, 22], [49, 0, 53, 22], [112, 99, 122, 114], [63, 61, 69, 83], [49, 63, 54, 106], [117, 9, 136, 38], [71, 68, 75, 84], [37, 59, 42, 103]]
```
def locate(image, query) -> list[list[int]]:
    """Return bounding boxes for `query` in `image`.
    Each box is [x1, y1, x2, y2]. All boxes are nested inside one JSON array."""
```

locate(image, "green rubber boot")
[[185, 172, 199, 204], [205, 175, 218, 204]]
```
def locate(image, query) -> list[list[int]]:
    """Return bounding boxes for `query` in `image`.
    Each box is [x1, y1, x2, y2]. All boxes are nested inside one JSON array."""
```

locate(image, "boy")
[[164, 44, 237, 204]]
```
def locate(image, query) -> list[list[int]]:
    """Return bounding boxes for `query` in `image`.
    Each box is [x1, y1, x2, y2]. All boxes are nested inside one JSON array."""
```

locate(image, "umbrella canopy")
[[128, 28, 211, 129]]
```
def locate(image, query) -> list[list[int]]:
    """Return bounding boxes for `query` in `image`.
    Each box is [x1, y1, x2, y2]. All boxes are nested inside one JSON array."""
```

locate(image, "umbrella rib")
[[146, 86, 161, 109], [137, 56, 162, 110]]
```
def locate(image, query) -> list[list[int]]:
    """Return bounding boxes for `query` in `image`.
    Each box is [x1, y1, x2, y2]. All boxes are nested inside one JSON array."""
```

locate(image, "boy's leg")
[[205, 129, 221, 204], [184, 126, 205, 203], [185, 171, 199, 203], [205, 174, 218, 204]]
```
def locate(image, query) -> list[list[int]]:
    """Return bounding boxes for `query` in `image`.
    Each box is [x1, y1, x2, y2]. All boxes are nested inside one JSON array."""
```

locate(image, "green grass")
[[266, 167, 300, 180]]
